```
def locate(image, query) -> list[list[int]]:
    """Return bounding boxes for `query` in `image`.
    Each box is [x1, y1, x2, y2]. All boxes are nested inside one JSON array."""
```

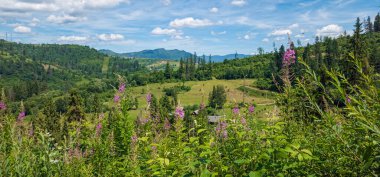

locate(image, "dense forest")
[[1, 13, 380, 176]]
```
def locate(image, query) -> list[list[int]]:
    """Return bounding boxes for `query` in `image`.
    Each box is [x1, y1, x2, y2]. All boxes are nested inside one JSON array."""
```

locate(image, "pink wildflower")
[[248, 105, 255, 114], [233, 106, 239, 114], [283, 48, 296, 66], [114, 94, 120, 103], [118, 83, 126, 93], [0, 101, 6, 110], [96, 122, 102, 136], [18, 112, 25, 122], [146, 93, 152, 103], [175, 106, 185, 119], [131, 134, 138, 143]]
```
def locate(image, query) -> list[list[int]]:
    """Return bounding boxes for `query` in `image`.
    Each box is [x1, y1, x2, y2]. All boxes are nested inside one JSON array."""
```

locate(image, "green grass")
[[127, 79, 276, 118]]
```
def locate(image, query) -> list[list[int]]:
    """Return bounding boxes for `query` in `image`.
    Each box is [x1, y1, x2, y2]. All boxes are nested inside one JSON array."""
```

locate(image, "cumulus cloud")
[[29, 17, 40, 26], [288, 23, 299, 29], [169, 17, 214, 28], [243, 34, 251, 40], [14, 25, 31, 33], [58, 35, 87, 41], [270, 29, 292, 36], [210, 7, 218, 13], [151, 27, 187, 40], [211, 31, 226, 35], [231, 0, 247, 6], [0, 1, 58, 12], [262, 38, 269, 42], [47, 14, 87, 24], [97, 33, 124, 41], [316, 24, 343, 37], [85, 0, 130, 8]]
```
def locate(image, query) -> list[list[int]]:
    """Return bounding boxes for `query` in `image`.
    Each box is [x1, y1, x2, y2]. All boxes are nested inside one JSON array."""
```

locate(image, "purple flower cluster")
[[114, 95, 120, 103], [0, 101, 6, 110], [146, 93, 152, 103], [175, 106, 185, 119], [283, 49, 296, 66], [233, 106, 239, 114], [18, 112, 25, 122], [131, 134, 138, 143], [248, 105, 255, 114], [215, 121, 228, 139], [96, 122, 102, 136], [240, 117, 247, 126], [118, 83, 126, 93]]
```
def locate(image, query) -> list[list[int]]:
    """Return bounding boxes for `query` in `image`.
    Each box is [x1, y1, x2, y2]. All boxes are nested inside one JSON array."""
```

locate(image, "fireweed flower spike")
[[283, 48, 296, 66], [118, 83, 126, 93], [0, 101, 6, 110], [146, 93, 152, 103], [18, 112, 26, 122], [248, 105, 255, 114], [96, 122, 102, 136], [233, 106, 239, 114], [175, 106, 185, 119], [114, 95, 120, 103]]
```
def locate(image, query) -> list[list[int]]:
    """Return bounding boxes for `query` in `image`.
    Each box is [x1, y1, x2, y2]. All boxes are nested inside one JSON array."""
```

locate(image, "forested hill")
[[99, 48, 251, 62]]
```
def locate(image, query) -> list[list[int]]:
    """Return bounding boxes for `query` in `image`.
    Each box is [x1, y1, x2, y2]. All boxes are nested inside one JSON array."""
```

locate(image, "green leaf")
[[197, 129, 207, 134], [249, 171, 262, 177], [301, 149, 313, 156], [234, 159, 247, 164]]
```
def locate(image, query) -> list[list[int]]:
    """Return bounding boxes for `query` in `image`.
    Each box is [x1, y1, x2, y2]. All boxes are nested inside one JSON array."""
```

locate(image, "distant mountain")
[[210, 54, 251, 62], [99, 48, 250, 62]]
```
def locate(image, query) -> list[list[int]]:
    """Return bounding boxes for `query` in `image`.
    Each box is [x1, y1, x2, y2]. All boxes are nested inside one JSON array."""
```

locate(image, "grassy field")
[[127, 79, 276, 118]]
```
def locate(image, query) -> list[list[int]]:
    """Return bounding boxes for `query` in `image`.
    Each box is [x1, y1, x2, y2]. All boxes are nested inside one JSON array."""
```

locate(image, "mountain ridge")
[[98, 48, 251, 62]]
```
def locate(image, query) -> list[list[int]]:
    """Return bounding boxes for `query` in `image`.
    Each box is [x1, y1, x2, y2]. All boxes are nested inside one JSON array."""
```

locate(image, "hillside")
[[99, 48, 251, 62]]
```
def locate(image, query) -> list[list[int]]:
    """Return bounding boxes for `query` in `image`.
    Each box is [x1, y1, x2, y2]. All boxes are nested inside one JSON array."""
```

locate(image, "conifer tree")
[[365, 16, 373, 33], [374, 13, 380, 32], [66, 90, 85, 122]]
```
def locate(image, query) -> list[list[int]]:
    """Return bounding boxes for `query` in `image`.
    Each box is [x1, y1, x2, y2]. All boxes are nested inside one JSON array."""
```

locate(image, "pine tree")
[[66, 90, 85, 122], [164, 61, 172, 79], [365, 16, 373, 33], [374, 13, 380, 32]]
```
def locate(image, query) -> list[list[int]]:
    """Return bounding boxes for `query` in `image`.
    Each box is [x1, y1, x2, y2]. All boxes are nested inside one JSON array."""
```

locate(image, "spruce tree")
[[374, 13, 380, 32], [66, 90, 85, 122], [365, 16, 373, 33]]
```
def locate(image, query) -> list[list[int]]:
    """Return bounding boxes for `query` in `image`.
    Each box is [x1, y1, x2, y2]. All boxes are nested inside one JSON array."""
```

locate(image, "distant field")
[[127, 79, 276, 118]]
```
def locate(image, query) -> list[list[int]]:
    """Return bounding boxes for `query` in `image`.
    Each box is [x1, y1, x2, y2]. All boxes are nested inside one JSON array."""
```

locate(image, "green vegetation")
[[0, 13, 380, 176]]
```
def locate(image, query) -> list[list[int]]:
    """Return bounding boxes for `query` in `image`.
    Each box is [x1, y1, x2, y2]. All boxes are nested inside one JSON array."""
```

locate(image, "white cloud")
[[231, 0, 247, 6], [97, 33, 124, 41], [151, 27, 187, 40], [295, 34, 305, 38], [119, 11, 143, 21], [58, 35, 87, 41], [169, 17, 214, 28], [270, 29, 292, 36], [235, 16, 272, 29], [29, 17, 40, 26], [161, 0, 171, 6], [210, 7, 218, 13], [275, 37, 285, 41], [262, 38, 269, 42], [14, 25, 31, 33], [288, 23, 299, 29], [243, 34, 250, 40], [0, 1, 58, 12], [47, 14, 87, 24], [211, 31, 226, 35], [316, 24, 343, 37], [85, 0, 130, 8]]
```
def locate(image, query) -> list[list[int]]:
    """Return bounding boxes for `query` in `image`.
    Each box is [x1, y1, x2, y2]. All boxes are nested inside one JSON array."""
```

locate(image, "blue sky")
[[0, 0, 379, 55]]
